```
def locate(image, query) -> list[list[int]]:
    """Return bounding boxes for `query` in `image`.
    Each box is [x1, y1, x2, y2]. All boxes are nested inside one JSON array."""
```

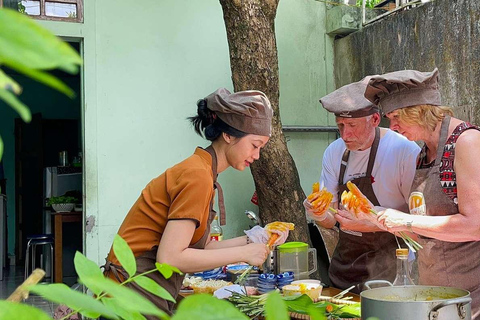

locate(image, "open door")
[[14, 113, 44, 264]]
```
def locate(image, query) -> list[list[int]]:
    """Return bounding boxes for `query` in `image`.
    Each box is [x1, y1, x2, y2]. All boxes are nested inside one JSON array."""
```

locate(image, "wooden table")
[[321, 287, 360, 302], [51, 211, 82, 283]]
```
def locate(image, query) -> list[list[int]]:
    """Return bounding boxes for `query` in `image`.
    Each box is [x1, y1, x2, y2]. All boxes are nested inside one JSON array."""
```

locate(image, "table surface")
[[52, 211, 82, 283]]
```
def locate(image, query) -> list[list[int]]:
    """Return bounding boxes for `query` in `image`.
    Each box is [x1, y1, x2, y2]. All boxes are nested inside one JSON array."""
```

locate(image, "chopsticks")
[[332, 285, 355, 300]]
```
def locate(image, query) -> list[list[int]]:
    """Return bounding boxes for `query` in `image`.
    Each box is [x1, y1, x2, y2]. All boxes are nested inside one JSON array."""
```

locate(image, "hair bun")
[[197, 99, 215, 125]]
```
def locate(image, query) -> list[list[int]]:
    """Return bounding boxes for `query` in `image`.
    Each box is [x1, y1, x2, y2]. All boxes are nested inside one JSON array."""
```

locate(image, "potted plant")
[[47, 196, 77, 212]]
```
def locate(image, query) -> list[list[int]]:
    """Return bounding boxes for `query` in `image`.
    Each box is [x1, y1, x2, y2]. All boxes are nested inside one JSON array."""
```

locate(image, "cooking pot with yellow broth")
[[361, 280, 471, 320]]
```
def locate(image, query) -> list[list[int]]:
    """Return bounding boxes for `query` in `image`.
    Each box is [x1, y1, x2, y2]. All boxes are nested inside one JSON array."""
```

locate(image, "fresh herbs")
[[228, 291, 362, 319], [47, 196, 77, 205]]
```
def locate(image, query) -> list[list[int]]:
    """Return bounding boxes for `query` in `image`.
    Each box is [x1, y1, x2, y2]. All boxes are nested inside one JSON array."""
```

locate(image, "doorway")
[[1, 41, 83, 285]]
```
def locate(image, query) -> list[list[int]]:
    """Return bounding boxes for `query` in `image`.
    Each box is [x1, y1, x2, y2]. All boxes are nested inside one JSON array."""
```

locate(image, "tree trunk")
[[219, 0, 310, 246]]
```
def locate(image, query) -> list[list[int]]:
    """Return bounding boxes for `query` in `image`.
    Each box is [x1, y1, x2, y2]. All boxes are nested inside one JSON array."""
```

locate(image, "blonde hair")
[[397, 105, 454, 132]]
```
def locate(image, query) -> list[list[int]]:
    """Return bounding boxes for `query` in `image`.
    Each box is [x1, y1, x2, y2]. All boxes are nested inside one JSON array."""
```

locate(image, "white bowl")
[[52, 203, 75, 212], [291, 279, 321, 286]]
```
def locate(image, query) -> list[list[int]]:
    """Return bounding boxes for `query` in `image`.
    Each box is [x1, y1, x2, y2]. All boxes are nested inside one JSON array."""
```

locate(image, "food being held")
[[342, 181, 423, 252], [306, 182, 335, 216], [265, 221, 295, 248], [340, 181, 373, 216]]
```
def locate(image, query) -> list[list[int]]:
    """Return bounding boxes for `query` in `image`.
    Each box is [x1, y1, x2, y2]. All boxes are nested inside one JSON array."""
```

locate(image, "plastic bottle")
[[392, 248, 415, 286], [210, 215, 223, 241]]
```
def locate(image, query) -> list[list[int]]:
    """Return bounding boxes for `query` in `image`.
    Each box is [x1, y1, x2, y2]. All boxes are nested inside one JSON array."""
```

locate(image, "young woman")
[[103, 88, 290, 317], [365, 68, 480, 319]]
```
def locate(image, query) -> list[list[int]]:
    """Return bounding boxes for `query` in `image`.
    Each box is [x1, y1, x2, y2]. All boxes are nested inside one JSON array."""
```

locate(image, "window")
[[1, 0, 83, 23]]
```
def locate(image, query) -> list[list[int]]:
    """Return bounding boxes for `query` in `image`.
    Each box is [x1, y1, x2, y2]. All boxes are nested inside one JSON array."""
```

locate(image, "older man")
[[305, 77, 420, 292]]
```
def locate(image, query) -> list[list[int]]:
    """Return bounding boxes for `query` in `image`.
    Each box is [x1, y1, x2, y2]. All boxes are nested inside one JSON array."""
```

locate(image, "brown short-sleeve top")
[[107, 147, 215, 265]]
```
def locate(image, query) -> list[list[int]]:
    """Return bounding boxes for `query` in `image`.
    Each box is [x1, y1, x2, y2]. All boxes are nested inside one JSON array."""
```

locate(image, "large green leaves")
[[78, 276, 168, 319], [283, 294, 314, 314], [112, 234, 136, 278], [0, 301, 53, 320], [0, 8, 82, 73], [265, 291, 289, 320], [29, 283, 118, 319], [156, 262, 182, 279], [173, 294, 248, 320], [101, 297, 147, 320], [134, 275, 175, 302], [0, 7, 82, 162], [74, 251, 105, 296], [0, 68, 21, 94]]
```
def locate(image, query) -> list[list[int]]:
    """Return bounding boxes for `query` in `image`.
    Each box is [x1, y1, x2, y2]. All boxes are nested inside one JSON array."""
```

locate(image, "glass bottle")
[[210, 215, 223, 241], [392, 248, 415, 286]]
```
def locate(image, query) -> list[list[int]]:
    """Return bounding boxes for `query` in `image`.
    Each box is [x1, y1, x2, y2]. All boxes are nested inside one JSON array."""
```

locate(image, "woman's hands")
[[376, 208, 410, 233], [243, 243, 270, 267], [244, 223, 292, 247]]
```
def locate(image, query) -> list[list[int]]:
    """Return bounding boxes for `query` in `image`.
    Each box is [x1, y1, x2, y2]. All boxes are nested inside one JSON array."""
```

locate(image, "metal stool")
[[24, 234, 54, 281]]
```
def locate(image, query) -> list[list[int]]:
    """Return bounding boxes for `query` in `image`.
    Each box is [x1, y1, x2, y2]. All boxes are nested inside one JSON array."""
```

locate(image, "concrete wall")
[[334, 0, 480, 124], [32, 0, 336, 264]]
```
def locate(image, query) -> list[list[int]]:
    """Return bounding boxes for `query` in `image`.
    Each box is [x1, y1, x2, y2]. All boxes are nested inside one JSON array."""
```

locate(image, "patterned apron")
[[411, 116, 480, 319], [103, 146, 221, 318], [329, 127, 398, 293]]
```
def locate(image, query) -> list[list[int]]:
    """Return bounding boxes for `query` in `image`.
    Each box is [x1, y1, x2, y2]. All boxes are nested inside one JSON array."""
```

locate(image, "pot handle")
[[428, 297, 472, 320], [364, 280, 393, 290]]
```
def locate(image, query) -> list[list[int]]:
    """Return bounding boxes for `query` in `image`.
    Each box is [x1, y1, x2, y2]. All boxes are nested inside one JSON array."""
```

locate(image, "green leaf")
[[6, 62, 75, 98], [29, 283, 119, 319], [307, 304, 327, 320], [0, 88, 31, 122], [0, 8, 82, 73], [0, 68, 21, 94], [155, 262, 182, 279], [283, 294, 314, 314], [0, 300, 53, 320], [336, 303, 362, 318], [0, 135, 3, 162], [101, 297, 148, 320], [173, 294, 248, 320], [134, 275, 175, 302], [79, 276, 168, 319], [74, 251, 105, 296], [113, 234, 136, 278], [265, 291, 289, 320]]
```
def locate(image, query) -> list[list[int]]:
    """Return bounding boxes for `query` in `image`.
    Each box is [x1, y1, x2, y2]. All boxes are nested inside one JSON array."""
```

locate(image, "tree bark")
[[219, 0, 310, 246]]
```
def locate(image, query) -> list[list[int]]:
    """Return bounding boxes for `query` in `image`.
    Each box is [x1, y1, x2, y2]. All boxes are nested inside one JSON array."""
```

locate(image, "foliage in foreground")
[[0, 8, 82, 160], [0, 234, 363, 320]]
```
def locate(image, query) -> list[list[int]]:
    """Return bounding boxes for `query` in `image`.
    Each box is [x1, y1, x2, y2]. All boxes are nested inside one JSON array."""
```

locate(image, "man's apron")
[[103, 146, 222, 318], [329, 127, 398, 293], [411, 116, 480, 319]]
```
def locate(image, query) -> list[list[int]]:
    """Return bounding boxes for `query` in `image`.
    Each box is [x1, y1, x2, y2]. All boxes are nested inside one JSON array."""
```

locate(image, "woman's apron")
[[329, 127, 398, 293], [411, 116, 480, 319], [103, 146, 222, 318]]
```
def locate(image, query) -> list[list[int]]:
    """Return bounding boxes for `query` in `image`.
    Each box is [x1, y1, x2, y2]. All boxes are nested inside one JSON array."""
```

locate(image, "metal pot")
[[361, 280, 472, 320]]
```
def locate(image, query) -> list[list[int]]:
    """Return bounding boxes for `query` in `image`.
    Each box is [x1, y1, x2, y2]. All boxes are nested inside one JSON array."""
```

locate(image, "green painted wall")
[[35, 0, 335, 264], [0, 74, 80, 256]]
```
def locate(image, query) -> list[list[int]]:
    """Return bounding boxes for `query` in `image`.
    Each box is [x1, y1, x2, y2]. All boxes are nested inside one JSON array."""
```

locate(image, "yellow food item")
[[306, 183, 334, 216], [340, 181, 373, 216], [265, 222, 295, 247], [282, 283, 323, 300]]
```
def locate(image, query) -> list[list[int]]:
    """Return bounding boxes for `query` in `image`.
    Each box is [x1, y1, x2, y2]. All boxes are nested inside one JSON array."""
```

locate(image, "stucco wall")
[[35, 0, 335, 264], [334, 0, 480, 124]]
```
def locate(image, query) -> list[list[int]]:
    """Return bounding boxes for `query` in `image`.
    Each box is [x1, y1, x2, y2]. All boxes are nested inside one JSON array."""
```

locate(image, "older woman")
[[364, 68, 480, 319]]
